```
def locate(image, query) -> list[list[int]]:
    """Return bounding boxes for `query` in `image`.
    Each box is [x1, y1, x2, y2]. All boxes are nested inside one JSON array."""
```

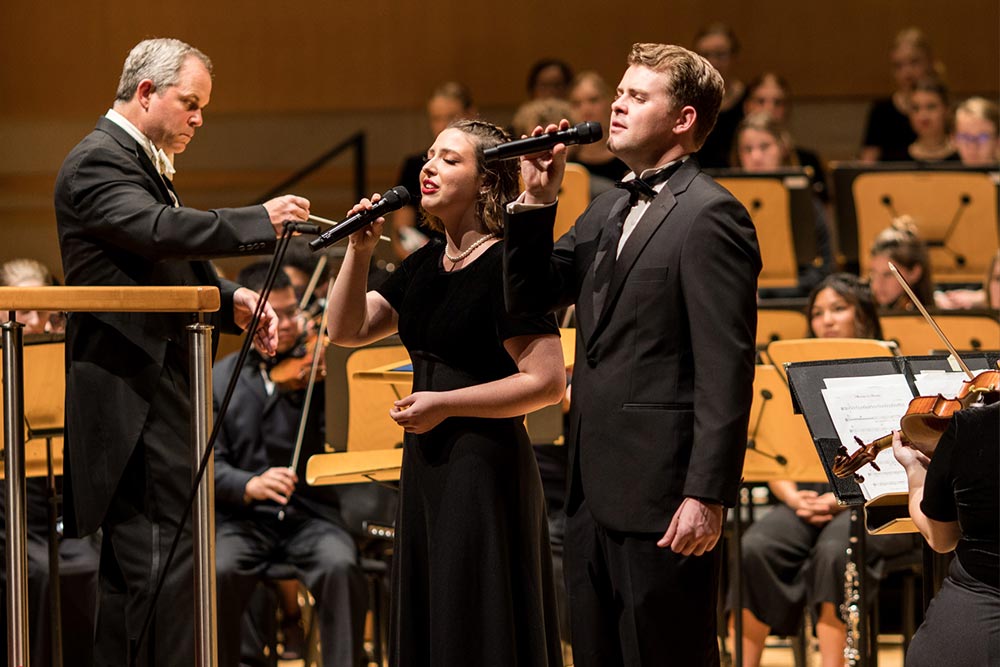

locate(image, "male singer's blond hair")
[[627, 43, 724, 148]]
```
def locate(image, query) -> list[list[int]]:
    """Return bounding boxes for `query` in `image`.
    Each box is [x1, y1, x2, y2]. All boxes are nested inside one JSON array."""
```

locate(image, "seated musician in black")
[[893, 400, 1000, 666], [0, 257, 100, 667], [213, 262, 366, 667]]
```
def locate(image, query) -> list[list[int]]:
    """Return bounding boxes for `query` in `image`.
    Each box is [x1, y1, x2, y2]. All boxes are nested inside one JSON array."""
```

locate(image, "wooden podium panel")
[[853, 171, 999, 284]]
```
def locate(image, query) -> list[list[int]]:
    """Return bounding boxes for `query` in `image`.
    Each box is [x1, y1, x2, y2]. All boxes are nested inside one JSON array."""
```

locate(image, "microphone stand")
[[130, 222, 312, 666]]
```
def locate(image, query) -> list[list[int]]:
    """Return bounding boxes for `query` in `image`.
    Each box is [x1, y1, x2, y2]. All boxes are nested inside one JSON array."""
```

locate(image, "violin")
[[269, 325, 329, 391], [832, 368, 1000, 480], [832, 261, 1000, 482]]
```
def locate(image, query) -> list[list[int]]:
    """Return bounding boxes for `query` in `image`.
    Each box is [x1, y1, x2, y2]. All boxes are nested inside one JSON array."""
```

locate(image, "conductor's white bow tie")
[[149, 142, 176, 181]]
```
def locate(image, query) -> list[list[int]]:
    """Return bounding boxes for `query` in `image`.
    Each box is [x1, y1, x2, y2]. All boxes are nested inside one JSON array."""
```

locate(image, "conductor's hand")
[[520, 119, 570, 206], [657, 497, 723, 556], [389, 391, 448, 434], [244, 467, 298, 504], [345, 194, 386, 253], [233, 287, 278, 356], [263, 195, 311, 236]]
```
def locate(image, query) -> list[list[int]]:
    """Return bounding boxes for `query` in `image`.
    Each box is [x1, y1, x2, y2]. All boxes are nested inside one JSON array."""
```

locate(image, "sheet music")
[[821, 374, 912, 499], [914, 369, 989, 398]]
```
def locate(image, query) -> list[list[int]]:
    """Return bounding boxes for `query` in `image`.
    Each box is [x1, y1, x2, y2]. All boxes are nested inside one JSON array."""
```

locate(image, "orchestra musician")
[[54, 37, 309, 665], [505, 43, 761, 666], [892, 401, 999, 666], [213, 262, 366, 667]]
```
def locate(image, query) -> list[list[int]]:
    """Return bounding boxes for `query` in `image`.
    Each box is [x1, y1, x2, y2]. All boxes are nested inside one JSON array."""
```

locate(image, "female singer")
[[733, 112, 832, 292], [892, 401, 999, 666], [568, 71, 628, 184], [868, 217, 935, 310], [327, 119, 565, 667], [860, 27, 940, 163], [728, 273, 912, 667], [953, 96, 999, 166], [904, 77, 960, 163], [741, 72, 829, 201]]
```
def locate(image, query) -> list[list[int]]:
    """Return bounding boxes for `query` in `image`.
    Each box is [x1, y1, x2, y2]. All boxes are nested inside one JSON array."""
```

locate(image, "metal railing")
[[254, 131, 367, 206]]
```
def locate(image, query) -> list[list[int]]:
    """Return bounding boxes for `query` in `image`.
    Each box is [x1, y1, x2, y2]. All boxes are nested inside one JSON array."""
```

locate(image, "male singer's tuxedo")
[[504, 156, 761, 665], [55, 116, 273, 665]]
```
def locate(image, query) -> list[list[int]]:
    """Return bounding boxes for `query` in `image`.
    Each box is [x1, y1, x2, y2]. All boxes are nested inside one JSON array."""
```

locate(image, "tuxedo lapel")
[[590, 187, 677, 338]]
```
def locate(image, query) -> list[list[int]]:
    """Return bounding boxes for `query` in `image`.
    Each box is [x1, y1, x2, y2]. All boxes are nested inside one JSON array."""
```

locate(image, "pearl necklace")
[[445, 232, 497, 262]]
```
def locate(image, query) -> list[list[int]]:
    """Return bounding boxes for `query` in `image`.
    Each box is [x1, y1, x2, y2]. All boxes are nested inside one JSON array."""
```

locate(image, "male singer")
[[505, 43, 761, 665], [55, 37, 310, 666]]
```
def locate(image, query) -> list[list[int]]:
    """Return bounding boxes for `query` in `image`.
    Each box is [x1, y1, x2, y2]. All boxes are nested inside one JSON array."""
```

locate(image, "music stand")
[[829, 162, 999, 275], [729, 364, 828, 666], [711, 169, 811, 290], [0, 334, 66, 665]]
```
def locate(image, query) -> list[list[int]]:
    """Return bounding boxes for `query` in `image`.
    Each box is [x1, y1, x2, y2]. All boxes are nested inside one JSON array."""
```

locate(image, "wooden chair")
[[879, 312, 1000, 355], [717, 177, 799, 290], [756, 309, 809, 348], [853, 171, 999, 284]]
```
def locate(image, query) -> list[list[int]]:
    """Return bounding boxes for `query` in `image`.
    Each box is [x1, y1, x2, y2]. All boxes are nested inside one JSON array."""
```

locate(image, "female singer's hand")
[[390, 391, 448, 434], [520, 119, 570, 206], [233, 287, 278, 356], [345, 194, 386, 253]]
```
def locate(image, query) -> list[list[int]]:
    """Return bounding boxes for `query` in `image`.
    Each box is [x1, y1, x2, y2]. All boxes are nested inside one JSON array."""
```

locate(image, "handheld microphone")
[[483, 122, 603, 164], [309, 187, 411, 251]]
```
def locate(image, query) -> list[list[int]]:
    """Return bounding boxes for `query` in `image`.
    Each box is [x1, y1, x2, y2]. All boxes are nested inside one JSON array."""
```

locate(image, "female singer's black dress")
[[375, 240, 563, 667]]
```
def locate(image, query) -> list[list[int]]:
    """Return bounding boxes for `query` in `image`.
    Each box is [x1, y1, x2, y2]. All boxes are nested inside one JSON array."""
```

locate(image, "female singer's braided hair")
[[422, 119, 518, 238]]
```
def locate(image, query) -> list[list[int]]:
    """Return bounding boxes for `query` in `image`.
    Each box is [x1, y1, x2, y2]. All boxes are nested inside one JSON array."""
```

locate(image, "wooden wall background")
[[0, 0, 996, 277]]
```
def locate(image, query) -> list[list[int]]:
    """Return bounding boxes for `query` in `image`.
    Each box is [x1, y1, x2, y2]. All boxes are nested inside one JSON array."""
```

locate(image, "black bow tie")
[[614, 161, 683, 205]]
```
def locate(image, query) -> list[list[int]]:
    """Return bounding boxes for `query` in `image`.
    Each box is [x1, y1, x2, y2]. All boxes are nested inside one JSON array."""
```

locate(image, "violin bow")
[[887, 261, 974, 380], [278, 297, 332, 521], [299, 254, 329, 311]]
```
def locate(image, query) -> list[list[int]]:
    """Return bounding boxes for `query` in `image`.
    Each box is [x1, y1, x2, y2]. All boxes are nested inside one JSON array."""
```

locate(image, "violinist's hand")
[[657, 497, 723, 556], [345, 194, 386, 253], [234, 287, 278, 357], [892, 430, 931, 472], [389, 391, 448, 434], [520, 120, 570, 206], [244, 467, 298, 505]]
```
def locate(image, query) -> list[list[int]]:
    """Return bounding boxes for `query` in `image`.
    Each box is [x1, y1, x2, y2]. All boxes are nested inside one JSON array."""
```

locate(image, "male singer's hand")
[[658, 497, 723, 556], [345, 194, 386, 253], [389, 391, 448, 434], [520, 119, 570, 206], [244, 467, 298, 504], [263, 194, 311, 237], [233, 287, 278, 356]]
